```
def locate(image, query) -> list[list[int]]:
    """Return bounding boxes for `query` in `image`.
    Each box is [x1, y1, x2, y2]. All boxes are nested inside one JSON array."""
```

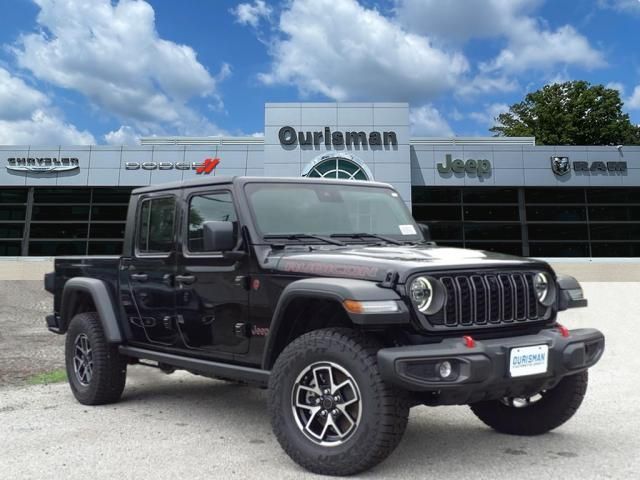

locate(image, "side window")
[[137, 196, 176, 254], [188, 191, 237, 252]]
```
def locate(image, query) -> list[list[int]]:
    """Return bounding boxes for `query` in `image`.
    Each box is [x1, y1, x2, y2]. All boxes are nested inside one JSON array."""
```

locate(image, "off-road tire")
[[268, 328, 409, 476], [470, 371, 588, 436], [65, 312, 127, 405]]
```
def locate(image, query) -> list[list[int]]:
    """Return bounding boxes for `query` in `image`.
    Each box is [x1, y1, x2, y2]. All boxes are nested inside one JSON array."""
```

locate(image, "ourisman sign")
[[278, 126, 398, 147]]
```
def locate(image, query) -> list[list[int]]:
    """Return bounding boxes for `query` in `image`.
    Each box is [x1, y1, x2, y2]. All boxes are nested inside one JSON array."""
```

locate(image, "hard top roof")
[[132, 176, 393, 195]]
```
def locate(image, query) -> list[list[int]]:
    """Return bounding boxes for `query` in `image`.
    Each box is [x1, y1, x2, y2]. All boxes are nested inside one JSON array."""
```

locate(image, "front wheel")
[[65, 312, 127, 405], [268, 328, 409, 476], [470, 371, 588, 436]]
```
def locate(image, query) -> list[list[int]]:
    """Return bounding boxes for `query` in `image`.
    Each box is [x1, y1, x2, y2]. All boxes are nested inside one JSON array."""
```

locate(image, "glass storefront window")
[[0, 206, 26, 220], [30, 223, 88, 239], [91, 205, 129, 221], [28, 241, 87, 256], [0, 241, 21, 256], [0, 223, 24, 239], [32, 205, 89, 221], [413, 205, 461, 221], [0, 189, 28, 203], [527, 223, 589, 241], [33, 188, 91, 203], [464, 205, 519, 221], [526, 205, 587, 222], [92, 188, 133, 203]]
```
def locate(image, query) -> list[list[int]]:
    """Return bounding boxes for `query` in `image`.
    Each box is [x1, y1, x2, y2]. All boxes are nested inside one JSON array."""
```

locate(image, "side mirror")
[[202, 221, 236, 252], [418, 223, 431, 242]]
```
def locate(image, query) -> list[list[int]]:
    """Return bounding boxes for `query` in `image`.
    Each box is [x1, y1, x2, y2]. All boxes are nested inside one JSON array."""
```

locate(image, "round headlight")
[[410, 276, 433, 312], [533, 272, 550, 303]]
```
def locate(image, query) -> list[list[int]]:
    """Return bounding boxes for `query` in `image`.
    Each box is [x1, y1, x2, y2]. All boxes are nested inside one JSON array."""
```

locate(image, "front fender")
[[61, 277, 122, 343], [261, 277, 410, 369]]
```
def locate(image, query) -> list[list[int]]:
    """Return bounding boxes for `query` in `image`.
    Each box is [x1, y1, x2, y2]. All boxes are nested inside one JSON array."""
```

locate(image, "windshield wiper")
[[330, 233, 403, 245], [263, 233, 345, 246]]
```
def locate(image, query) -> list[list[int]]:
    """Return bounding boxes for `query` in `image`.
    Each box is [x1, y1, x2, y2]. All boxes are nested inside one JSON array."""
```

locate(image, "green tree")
[[490, 81, 640, 145]]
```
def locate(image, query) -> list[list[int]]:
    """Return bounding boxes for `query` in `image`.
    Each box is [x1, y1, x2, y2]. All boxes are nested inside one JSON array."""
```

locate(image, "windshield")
[[244, 182, 423, 242]]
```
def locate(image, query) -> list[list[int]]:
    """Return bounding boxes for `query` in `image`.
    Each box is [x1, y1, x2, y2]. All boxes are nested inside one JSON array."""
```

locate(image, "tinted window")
[[0, 206, 26, 221], [0, 189, 27, 203], [463, 188, 518, 203], [30, 223, 88, 239], [138, 197, 176, 254], [32, 205, 89, 221], [590, 223, 640, 241], [188, 192, 237, 252], [588, 206, 640, 222], [464, 205, 519, 221], [590, 243, 640, 257], [89, 223, 126, 239], [527, 223, 589, 241], [0, 241, 21, 256], [91, 205, 128, 221], [29, 241, 87, 256], [412, 187, 461, 203], [428, 222, 463, 241], [529, 242, 589, 257], [33, 188, 90, 203], [526, 206, 586, 221], [413, 205, 462, 221], [464, 223, 521, 241], [0, 224, 24, 239], [92, 188, 133, 203], [587, 188, 640, 203], [525, 188, 584, 203]]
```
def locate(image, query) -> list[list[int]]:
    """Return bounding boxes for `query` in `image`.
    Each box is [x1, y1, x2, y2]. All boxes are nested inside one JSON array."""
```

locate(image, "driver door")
[[174, 188, 249, 359]]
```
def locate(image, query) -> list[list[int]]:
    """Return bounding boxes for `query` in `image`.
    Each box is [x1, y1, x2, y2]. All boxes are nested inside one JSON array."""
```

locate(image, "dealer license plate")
[[509, 345, 549, 377]]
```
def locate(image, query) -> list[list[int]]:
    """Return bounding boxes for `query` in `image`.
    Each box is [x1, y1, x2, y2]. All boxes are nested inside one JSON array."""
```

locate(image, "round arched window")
[[302, 153, 372, 181]]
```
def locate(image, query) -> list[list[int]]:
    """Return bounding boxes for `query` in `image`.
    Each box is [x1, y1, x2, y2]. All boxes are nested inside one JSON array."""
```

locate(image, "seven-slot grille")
[[425, 271, 548, 329]]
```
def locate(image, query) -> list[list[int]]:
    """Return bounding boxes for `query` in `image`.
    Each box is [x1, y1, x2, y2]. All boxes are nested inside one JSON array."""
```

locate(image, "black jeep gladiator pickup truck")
[[44, 176, 604, 476]]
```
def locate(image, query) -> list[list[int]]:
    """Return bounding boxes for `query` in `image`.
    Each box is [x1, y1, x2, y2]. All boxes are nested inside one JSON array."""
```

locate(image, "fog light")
[[438, 361, 453, 379]]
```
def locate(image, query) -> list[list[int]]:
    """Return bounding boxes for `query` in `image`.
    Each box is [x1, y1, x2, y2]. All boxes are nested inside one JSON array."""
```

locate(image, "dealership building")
[[1, 102, 639, 258]]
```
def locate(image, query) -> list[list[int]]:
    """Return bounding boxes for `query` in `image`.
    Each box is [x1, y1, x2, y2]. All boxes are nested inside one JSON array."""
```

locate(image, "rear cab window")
[[137, 196, 176, 255]]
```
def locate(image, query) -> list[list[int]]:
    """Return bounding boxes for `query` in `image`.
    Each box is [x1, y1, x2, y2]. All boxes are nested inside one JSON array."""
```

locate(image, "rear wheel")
[[470, 371, 588, 435], [65, 312, 127, 405], [268, 328, 409, 476]]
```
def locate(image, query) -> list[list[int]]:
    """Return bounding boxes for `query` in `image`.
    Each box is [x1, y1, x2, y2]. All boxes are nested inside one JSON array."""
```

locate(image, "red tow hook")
[[463, 335, 476, 348], [557, 324, 570, 338]]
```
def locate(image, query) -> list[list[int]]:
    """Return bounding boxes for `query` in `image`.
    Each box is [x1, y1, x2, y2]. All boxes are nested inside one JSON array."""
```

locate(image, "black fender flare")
[[60, 277, 123, 343], [261, 277, 410, 369]]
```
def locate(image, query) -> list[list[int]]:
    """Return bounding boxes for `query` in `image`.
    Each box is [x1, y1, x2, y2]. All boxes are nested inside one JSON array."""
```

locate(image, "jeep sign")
[[437, 154, 491, 176]]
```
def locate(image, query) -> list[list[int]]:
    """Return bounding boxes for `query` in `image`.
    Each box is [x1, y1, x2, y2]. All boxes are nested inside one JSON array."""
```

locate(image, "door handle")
[[175, 274, 196, 285], [130, 273, 148, 282]]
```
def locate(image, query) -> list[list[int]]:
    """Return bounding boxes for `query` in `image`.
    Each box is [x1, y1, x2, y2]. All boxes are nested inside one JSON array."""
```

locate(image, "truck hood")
[[262, 244, 547, 284]]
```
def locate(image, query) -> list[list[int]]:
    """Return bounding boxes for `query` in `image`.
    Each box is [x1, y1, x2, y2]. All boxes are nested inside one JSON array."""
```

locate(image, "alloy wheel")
[[73, 333, 93, 386], [291, 361, 362, 447]]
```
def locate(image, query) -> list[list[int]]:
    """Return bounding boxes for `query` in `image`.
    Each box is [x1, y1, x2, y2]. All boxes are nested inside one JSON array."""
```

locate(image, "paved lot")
[[1, 282, 638, 479]]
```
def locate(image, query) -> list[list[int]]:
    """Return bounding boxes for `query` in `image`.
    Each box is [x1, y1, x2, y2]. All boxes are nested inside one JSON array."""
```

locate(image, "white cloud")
[[396, 0, 604, 80], [598, 0, 640, 14], [0, 68, 49, 120], [410, 105, 454, 136], [627, 85, 640, 110], [395, 0, 540, 44], [457, 74, 519, 97], [13, 0, 226, 135], [607, 82, 625, 96], [483, 22, 606, 73], [104, 125, 139, 145], [258, 0, 468, 101], [231, 0, 272, 27], [468, 103, 509, 126], [0, 66, 95, 144], [0, 110, 95, 144]]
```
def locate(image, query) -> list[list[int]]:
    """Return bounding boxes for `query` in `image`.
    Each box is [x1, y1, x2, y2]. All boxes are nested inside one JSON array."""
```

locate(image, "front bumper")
[[378, 327, 604, 405]]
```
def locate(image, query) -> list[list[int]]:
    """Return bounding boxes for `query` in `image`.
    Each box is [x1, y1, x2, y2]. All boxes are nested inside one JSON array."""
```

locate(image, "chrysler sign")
[[6, 157, 79, 173]]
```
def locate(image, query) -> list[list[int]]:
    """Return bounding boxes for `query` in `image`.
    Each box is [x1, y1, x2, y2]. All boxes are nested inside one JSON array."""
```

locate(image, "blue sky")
[[0, 0, 639, 144]]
